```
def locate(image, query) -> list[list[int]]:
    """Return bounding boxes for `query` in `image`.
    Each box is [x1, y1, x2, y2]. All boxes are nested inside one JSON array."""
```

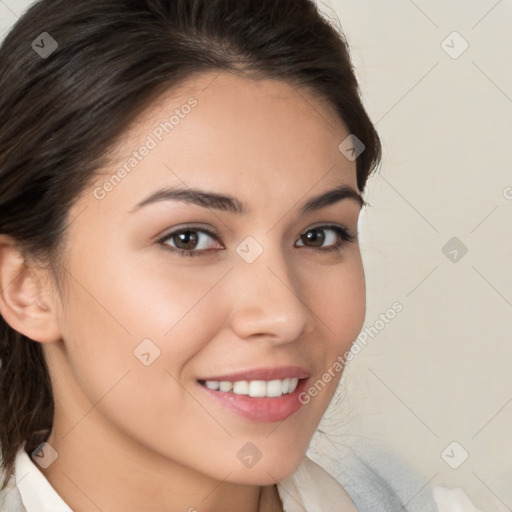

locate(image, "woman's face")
[[44, 70, 366, 485]]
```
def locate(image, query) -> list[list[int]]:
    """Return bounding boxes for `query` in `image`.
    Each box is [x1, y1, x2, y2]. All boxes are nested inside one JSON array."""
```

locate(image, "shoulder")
[[315, 442, 486, 512], [309, 442, 439, 512]]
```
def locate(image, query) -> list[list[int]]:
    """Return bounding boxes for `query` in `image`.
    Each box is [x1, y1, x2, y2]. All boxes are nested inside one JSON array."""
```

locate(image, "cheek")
[[56, 252, 231, 416], [308, 251, 366, 348], [295, 262, 365, 428], [55, 267, 214, 456], [117, 254, 229, 336]]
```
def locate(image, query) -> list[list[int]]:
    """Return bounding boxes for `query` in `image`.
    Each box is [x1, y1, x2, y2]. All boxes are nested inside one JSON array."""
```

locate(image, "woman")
[[0, 0, 458, 510]]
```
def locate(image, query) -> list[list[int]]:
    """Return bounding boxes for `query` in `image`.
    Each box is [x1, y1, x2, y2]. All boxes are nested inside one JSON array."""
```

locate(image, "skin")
[[0, 70, 365, 511]]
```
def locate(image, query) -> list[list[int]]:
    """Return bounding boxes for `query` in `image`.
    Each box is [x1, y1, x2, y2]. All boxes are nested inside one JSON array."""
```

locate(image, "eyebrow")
[[128, 183, 364, 215]]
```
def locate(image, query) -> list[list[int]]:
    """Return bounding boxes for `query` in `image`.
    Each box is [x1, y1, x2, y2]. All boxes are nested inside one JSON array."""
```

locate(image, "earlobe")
[[0, 235, 62, 344]]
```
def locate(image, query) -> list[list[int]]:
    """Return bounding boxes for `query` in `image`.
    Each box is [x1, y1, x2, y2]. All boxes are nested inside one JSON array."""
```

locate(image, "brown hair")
[[0, 0, 381, 490]]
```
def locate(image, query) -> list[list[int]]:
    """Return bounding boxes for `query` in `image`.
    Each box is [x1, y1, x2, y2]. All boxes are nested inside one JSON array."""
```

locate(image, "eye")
[[158, 227, 221, 257], [295, 225, 356, 253], [157, 224, 356, 257]]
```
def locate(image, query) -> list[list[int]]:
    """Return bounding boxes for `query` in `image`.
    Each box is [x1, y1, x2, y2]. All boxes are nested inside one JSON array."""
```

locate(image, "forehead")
[[85, 71, 357, 215]]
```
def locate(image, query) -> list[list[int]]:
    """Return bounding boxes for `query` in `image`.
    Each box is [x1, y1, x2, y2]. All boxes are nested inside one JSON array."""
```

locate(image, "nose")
[[227, 241, 315, 343]]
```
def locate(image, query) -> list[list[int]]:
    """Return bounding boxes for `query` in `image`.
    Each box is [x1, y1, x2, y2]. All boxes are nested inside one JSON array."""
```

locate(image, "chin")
[[225, 449, 307, 485]]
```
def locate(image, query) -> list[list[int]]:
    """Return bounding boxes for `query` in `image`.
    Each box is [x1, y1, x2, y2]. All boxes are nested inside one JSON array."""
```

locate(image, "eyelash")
[[157, 224, 356, 258]]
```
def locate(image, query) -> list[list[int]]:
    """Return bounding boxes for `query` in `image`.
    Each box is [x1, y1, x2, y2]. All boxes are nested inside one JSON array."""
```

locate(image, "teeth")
[[249, 380, 266, 397], [219, 381, 233, 392], [203, 377, 300, 398], [232, 381, 249, 394], [266, 379, 283, 397]]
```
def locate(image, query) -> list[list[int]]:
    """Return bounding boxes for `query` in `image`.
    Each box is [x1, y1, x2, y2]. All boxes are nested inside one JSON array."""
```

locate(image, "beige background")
[[1, 1, 511, 510]]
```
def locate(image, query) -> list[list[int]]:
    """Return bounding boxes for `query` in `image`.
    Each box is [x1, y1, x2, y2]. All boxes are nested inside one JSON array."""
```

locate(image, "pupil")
[[304, 229, 324, 247], [176, 231, 198, 249]]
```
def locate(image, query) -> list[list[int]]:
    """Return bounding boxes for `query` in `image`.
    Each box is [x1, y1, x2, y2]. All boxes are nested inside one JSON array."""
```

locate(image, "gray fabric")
[[333, 450, 437, 512], [308, 440, 438, 512]]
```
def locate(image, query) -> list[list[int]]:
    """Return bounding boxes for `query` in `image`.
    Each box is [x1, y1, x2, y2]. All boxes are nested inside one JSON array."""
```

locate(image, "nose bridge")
[[228, 234, 314, 341]]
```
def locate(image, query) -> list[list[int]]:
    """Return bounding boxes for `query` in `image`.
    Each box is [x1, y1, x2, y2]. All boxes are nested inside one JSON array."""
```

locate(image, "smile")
[[198, 377, 299, 398], [196, 376, 309, 423]]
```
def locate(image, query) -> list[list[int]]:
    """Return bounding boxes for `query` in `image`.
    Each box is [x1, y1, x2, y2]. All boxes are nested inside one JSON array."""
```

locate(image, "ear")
[[0, 235, 62, 343]]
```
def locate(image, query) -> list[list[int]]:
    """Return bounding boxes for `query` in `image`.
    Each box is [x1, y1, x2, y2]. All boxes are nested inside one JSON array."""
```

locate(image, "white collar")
[[14, 445, 72, 512], [277, 456, 358, 512]]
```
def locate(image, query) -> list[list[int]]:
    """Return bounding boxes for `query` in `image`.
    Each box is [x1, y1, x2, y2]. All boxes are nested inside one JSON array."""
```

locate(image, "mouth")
[[196, 370, 310, 423], [197, 376, 302, 398]]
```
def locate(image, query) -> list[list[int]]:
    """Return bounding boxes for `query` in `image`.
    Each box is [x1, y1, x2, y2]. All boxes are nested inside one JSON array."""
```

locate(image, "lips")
[[197, 372, 309, 422], [197, 365, 310, 382]]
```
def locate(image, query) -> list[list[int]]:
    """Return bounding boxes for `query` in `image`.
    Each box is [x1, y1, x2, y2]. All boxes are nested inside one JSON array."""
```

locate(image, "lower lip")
[[197, 378, 309, 423]]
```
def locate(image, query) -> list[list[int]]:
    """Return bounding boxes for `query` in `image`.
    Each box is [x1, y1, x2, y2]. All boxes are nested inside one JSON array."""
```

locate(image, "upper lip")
[[198, 365, 310, 382]]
